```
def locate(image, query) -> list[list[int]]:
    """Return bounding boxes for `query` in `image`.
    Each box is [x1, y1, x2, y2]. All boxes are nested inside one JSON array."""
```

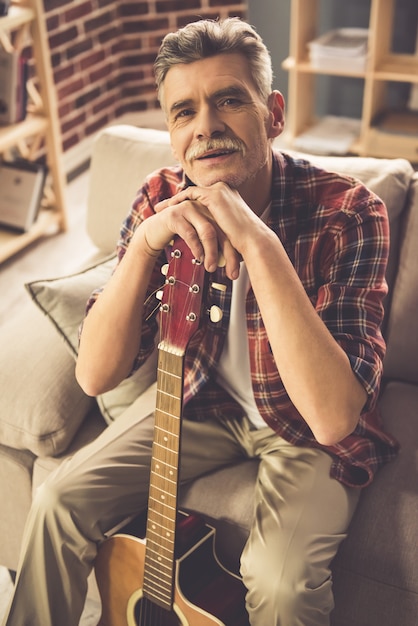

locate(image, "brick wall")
[[42, 0, 248, 154]]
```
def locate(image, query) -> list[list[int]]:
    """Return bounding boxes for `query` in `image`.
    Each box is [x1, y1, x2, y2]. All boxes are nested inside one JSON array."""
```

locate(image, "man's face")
[[163, 53, 281, 197]]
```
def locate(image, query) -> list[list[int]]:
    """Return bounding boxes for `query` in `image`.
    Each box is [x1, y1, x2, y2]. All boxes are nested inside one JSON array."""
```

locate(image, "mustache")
[[185, 136, 246, 161]]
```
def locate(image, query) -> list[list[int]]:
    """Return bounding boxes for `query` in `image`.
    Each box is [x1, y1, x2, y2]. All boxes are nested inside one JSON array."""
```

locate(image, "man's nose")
[[194, 105, 226, 139]]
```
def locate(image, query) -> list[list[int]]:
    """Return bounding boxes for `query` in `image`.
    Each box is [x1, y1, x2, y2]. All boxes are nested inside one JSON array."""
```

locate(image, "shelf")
[[0, 0, 67, 264], [0, 4, 34, 31], [375, 56, 418, 83], [0, 115, 48, 152], [282, 56, 368, 78], [284, 0, 418, 162], [0, 209, 61, 264], [365, 127, 418, 161], [365, 110, 418, 161]]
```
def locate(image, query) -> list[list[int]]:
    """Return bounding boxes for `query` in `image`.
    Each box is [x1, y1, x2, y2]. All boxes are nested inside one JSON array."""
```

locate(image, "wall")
[[41, 0, 247, 156]]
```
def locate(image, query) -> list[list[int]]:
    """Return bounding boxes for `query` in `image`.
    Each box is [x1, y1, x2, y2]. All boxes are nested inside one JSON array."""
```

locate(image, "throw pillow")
[[26, 256, 158, 425], [0, 306, 94, 457]]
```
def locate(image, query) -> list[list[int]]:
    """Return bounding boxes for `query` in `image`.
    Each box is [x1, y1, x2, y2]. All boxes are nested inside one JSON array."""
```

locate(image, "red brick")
[[80, 50, 106, 71], [156, 0, 201, 12], [57, 77, 85, 100], [44, 0, 74, 11], [54, 63, 75, 85], [92, 93, 117, 115], [49, 25, 79, 50], [61, 112, 87, 134], [64, 1, 94, 23], [118, 3, 149, 17], [63, 134, 81, 152], [89, 61, 116, 84], [84, 10, 115, 33]]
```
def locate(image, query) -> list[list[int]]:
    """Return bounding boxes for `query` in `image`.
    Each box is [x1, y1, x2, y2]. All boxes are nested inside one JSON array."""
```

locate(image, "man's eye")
[[220, 98, 241, 108], [176, 109, 193, 119]]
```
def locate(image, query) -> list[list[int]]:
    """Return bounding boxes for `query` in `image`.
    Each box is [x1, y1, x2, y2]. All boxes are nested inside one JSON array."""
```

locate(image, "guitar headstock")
[[158, 237, 206, 355]]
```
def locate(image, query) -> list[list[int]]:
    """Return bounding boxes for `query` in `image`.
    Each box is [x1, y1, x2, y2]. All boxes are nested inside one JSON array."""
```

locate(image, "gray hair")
[[154, 18, 273, 108]]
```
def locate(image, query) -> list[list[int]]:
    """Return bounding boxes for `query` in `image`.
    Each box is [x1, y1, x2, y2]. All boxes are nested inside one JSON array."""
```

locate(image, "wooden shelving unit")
[[0, 0, 67, 264], [282, 0, 418, 161]]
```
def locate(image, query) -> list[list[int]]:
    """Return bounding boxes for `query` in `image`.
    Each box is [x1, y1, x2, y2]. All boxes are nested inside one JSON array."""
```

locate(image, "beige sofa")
[[1, 125, 417, 626]]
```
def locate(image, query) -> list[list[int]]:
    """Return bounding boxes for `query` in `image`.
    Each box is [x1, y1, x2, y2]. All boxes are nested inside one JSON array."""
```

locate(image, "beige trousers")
[[3, 406, 359, 626]]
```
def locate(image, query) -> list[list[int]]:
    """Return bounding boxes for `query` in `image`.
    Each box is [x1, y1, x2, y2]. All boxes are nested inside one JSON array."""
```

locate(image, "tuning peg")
[[161, 264, 169, 276], [211, 282, 227, 292], [209, 305, 223, 323], [156, 290, 164, 301]]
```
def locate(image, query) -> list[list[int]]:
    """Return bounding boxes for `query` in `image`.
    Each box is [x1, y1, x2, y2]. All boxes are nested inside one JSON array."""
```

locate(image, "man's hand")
[[153, 182, 264, 279]]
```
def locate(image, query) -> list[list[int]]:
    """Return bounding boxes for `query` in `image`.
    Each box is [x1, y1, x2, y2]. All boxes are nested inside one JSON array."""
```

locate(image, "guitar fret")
[[146, 544, 174, 563], [146, 515, 175, 531], [149, 497, 176, 513], [155, 407, 181, 422], [143, 581, 172, 605], [150, 468, 177, 483], [143, 577, 172, 600], [145, 570, 172, 590], [147, 530, 175, 547]]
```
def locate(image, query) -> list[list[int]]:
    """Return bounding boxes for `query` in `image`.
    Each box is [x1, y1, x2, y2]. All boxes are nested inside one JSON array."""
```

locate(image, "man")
[[4, 17, 397, 626]]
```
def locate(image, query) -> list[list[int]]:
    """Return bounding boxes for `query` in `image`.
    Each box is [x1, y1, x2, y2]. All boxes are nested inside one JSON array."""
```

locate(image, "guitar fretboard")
[[143, 346, 184, 610]]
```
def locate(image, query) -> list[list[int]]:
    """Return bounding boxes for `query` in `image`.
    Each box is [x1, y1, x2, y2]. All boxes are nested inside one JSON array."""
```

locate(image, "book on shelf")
[[308, 28, 369, 72], [0, 1, 10, 17], [0, 160, 47, 232], [0, 47, 28, 125], [373, 109, 418, 136], [293, 116, 362, 155]]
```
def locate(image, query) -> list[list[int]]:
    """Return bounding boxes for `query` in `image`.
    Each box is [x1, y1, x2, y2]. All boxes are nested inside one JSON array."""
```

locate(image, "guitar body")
[[95, 512, 250, 626]]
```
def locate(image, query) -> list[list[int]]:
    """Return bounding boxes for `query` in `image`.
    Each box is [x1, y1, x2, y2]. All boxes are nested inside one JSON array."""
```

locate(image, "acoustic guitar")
[[95, 237, 250, 625]]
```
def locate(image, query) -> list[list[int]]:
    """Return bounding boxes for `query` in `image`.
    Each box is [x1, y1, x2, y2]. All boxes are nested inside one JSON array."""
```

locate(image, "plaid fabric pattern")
[[86, 150, 398, 487]]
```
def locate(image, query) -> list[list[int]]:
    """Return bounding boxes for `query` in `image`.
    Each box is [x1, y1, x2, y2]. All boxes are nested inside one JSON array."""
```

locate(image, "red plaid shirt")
[[87, 150, 398, 487]]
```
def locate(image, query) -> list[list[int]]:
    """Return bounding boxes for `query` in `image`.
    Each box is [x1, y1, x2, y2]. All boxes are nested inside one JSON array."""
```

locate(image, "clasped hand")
[[140, 182, 261, 280]]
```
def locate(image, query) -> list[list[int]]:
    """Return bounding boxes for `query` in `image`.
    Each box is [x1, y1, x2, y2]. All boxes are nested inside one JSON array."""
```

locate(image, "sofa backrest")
[[87, 125, 176, 252], [87, 125, 417, 383]]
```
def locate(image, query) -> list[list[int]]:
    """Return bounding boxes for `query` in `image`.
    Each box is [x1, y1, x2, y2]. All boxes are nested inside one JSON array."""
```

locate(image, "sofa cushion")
[[331, 380, 418, 626], [25, 257, 158, 425], [383, 174, 418, 383], [87, 125, 176, 254], [0, 307, 94, 457]]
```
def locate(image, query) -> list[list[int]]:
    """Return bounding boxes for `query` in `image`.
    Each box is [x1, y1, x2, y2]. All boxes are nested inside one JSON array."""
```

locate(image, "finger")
[[155, 190, 195, 213], [217, 232, 241, 280]]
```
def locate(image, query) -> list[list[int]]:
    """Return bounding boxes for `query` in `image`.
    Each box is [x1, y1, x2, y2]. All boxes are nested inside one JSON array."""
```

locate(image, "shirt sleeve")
[[315, 184, 389, 412]]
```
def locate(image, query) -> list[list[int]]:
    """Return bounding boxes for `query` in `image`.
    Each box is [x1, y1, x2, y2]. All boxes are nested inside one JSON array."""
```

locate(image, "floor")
[[0, 169, 102, 625]]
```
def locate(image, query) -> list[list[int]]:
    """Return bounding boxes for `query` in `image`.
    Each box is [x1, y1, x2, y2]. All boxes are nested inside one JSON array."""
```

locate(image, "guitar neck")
[[143, 344, 184, 610]]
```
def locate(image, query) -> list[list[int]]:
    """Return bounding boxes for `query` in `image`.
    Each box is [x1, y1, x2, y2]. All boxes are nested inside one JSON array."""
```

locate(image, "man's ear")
[[267, 90, 285, 139]]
